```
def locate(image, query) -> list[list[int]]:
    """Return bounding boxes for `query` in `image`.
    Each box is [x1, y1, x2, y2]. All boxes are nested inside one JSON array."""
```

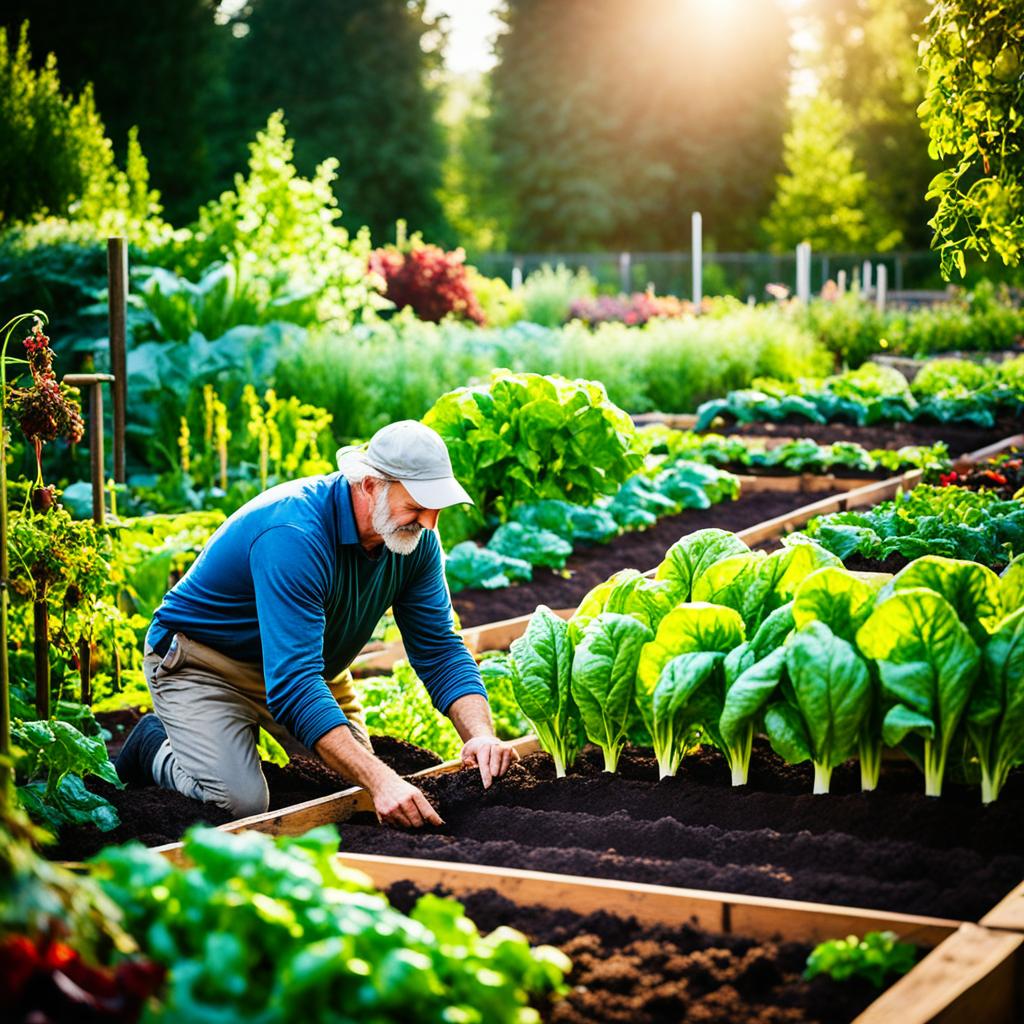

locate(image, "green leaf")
[[570, 613, 652, 771], [654, 529, 751, 602], [637, 602, 746, 694], [793, 567, 880, 644], [764, 701, 813, 764]]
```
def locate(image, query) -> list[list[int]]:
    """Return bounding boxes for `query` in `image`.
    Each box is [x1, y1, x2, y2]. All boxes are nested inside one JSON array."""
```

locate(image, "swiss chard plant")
[[763, 621, 873, 795], [856, 588, 981, 797], [509, 606, 581, 777], [570, 612, 652, 771], [636, 603, 746, 779], [792, 567, 884, 790], [654, 528, 752, 605]]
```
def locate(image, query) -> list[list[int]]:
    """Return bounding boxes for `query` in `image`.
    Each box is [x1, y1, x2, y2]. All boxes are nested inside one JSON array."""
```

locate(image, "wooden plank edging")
[[981, 882, 1024, 933], [334, 851, 960, 949]]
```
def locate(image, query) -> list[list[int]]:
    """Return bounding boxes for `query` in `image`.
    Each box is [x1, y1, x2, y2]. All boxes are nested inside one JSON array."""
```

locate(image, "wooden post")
[[691, 213, 702, 308], [876, 263, 888, 313], [64, 374, 114, 525], [107, 239, 128, 484], [862, 259, 873, 296]]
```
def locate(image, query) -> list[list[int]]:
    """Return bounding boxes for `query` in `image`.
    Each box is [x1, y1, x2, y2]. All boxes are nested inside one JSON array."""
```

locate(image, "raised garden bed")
[[333, 744, 1024, 922], [714, 417, 1022, 457], [452, 485, 847, 628], [385, 880, 904, 1024]]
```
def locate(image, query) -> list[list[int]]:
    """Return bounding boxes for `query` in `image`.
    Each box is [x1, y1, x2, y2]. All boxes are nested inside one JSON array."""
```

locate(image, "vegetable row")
[[696, 359, 1024, 430], [499, 529, 1024, 802]]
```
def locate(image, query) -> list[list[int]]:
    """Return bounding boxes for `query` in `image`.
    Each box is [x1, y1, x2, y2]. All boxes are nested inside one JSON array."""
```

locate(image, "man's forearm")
[[314, 724, 397, 792], [448, 693, 495, 742]]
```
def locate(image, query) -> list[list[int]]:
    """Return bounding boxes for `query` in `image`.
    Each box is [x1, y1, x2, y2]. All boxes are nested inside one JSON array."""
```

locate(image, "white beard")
[[371, 482, 424, 555]]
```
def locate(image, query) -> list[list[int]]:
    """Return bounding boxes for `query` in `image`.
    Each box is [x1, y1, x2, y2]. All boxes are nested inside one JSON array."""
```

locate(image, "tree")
[[762, 92, 900, 253], [807, 0, 936, 249], [487, 0, 792, 252], [227, 0, 450, 246], [919, 0, 1024, 277], [0, 22, 159, 236], [0, 1, 229, 225]]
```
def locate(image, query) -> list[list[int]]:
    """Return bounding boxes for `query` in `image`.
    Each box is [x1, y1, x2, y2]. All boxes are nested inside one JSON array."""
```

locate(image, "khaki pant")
[[144, 633, 370, 818]]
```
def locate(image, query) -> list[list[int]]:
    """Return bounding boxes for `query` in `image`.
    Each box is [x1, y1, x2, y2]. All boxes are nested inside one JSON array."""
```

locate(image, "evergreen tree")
[[0, 22, 160, 235], [762, 93, 900, 253], [228, 0, 450, 245], [487, 0, 791, 252], [0, 1, 228, 224]]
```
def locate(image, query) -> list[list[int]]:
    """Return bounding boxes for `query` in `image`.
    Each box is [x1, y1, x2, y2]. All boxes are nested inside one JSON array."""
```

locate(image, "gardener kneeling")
[[116, 420, 515, 827]]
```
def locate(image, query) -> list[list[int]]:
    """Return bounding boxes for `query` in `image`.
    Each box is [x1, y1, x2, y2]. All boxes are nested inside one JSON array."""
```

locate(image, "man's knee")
[[215, 774, 269, 819]]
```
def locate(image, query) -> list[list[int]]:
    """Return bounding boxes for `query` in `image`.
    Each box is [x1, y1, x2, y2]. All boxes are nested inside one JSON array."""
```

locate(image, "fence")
[[472, 250, 963, 302]]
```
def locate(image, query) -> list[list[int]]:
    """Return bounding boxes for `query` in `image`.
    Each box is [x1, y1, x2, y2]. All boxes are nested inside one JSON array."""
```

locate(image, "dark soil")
[[387, 881, 889, 1024], [452, 489, 844, 627], [50, 733, 442, 862], [714, 416, 1021, 457], [338, 743, 1024, 921], [728, 463, 889, 480]]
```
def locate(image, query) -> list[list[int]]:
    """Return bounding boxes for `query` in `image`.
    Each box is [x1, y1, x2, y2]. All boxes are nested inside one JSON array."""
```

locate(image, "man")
[[115, 420, 515, 827]]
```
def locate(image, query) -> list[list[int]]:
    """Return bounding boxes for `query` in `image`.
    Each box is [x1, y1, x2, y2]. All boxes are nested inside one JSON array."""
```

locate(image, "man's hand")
[[461, 735, 518, 788], [371, 772, 444, 829]]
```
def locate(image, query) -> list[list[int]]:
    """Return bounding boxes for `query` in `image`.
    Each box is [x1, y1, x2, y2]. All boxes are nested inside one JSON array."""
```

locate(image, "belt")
[[150, 631, 173, 658]]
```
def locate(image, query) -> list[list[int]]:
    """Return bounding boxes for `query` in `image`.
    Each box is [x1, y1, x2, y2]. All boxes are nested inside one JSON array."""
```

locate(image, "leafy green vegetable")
[[966, 607, 1024, 804], [13, 718, 124, 833], [445, 541, 533, 593], [488, 522, 573, 569], [857, 589, 981, 797], [509, 606, 581, 777], [637, 603, 746, 779], [765, 622, 872, 794], [425, 371, 643, 546], [655, 528, 751, 604], [478, 654, 532, 741], [570, 613, 653, 771], [92, 825, 570, 1023], [804, 931, 916, 987]]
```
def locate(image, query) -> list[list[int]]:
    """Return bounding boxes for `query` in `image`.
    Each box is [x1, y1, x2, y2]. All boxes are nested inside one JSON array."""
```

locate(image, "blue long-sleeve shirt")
[[147, 472, 486, 749]]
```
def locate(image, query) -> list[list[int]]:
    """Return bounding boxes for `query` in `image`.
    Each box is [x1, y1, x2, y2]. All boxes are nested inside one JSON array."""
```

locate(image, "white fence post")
[[692, 212, 703, 308], [618, 252, 632, 294], [837, 269, 847, 295], [511, 258, 524, 291], [796, 241, 812, 303], [862, 259, 872, 296], [876, 264, 888, 313]]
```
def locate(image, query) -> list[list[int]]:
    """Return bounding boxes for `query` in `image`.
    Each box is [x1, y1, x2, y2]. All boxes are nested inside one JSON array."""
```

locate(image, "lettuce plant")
[[966, 607, 1024, 803], [654, 528, 751, 604], [570, 613, 652, 772], [509, 606, 581, 777], [636, 603, 746, 779], [793, 568, 883, 790], [764, 622, 873, 794], [857, 588, 981, 797], [719, 603, 796, 786]]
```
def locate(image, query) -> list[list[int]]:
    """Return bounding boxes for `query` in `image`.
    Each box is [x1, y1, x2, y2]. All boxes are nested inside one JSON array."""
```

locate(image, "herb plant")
[[805, 931, 916, 987]]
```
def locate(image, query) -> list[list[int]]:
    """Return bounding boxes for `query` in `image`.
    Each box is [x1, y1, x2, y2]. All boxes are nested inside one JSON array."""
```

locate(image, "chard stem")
[[812, 762, 832, 795], [859, 737, 881, 792]]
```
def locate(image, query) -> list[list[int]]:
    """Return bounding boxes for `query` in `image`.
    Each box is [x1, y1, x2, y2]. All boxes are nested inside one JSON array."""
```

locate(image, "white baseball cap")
[[336, 420, 474, 510]]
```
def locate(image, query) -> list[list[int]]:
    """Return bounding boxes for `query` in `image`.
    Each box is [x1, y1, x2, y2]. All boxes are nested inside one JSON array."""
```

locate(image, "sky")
[[424, 0, 505, 75]]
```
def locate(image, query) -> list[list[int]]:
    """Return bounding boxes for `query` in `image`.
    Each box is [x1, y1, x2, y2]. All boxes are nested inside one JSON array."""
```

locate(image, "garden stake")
[[64, 374, 115, 525]]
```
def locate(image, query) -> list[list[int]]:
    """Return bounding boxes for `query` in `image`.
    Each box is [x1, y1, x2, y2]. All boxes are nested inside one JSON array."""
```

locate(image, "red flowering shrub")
[[369, 244, 485, 325]]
